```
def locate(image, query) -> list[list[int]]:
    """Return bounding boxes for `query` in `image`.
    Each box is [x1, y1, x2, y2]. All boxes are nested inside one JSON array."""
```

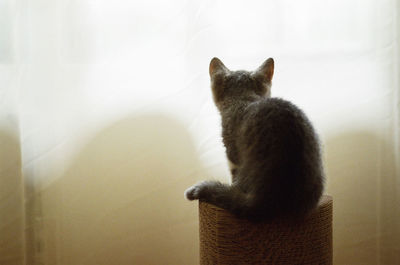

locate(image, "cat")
[[185, 57, 324, 221]]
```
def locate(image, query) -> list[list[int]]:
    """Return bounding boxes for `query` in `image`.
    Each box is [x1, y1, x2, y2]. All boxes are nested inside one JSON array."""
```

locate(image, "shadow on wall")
[[325, 131, 398, 265], [0, 129, 24, 265], [31, 114, 206, 265], [28, 115, 400, 265]]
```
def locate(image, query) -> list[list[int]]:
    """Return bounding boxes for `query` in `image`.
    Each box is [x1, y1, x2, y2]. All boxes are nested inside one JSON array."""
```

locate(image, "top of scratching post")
[[199, 195, 333, 265]]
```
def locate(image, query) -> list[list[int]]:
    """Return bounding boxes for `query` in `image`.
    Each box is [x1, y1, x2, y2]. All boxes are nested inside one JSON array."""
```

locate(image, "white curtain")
[[1, 0, 399, 264]]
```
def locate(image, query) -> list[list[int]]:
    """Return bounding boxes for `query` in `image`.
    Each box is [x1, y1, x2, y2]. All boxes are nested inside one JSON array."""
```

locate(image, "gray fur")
[[185, 58, 324, 221]]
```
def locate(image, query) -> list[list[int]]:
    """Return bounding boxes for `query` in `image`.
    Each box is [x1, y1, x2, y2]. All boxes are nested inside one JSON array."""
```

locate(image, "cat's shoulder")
[[246, 97, 306, 124], [252, 97, 301, 113], [264, 97, 295, 106]]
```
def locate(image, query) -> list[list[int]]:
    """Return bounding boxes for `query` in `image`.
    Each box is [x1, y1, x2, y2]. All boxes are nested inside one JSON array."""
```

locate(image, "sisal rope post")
[[199, 195, 332, 265]]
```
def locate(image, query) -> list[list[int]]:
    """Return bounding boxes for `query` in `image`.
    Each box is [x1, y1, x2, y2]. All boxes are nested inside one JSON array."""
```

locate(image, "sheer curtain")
[[1, 0, 399, 264]]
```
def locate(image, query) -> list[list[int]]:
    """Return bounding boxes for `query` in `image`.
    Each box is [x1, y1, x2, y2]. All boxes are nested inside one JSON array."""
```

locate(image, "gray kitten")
[[185, 58, 324, 221]]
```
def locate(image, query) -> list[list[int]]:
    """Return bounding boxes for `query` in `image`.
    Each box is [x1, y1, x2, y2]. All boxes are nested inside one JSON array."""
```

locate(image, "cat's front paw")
[[184, 185, 202, 201]]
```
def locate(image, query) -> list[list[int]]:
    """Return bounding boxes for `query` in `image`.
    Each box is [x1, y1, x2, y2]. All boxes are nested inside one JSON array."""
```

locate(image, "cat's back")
[[244, 97, 311, 134], [239, 97, 319, 162]]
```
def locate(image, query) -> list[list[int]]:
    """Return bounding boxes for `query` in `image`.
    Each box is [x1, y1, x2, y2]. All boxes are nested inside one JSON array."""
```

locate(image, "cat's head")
[[209, 57, 274, 108]]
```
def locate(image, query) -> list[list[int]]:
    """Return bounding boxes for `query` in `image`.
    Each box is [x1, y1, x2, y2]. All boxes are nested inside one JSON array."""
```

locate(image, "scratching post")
[[199, 195, 332, 265]]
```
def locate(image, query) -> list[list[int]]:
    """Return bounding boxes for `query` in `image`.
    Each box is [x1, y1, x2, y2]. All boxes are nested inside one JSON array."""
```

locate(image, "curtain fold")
[[0, 2, 25, 264], [0, 0, 399, 264]]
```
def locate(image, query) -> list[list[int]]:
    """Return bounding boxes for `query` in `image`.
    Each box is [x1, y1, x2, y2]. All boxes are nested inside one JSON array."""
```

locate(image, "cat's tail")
[[227, 192, 263, 220]]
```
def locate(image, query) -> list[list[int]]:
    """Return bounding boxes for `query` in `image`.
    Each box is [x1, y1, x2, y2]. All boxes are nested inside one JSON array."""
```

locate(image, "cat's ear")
[[254, 58, 274, 83], [209, 57, 229, 77]]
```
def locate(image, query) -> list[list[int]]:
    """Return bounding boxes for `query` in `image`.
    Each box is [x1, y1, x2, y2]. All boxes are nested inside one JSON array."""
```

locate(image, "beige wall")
[[24, 115, 204, 264]]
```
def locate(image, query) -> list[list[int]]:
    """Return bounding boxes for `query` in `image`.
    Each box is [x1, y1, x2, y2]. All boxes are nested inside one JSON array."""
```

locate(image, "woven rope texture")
[[199, 195, 332, 265]]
